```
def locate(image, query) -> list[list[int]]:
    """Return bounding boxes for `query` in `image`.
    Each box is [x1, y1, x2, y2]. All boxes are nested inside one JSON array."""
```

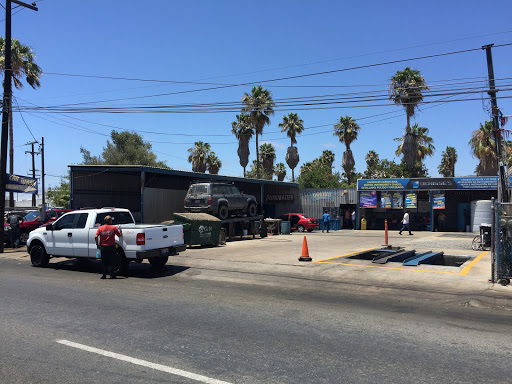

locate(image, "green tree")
[[279, 112, 304, 182], [80, 130, 168, 168], [0, 37, 42, 206], [259, 143, 276, 180], [245, 159, 264, 179], [242, 86, 275, 179], [394, 123, 435, 169], [438, 146, 457, 177], [319, 150, 335, 171], [46, 177, 70, 208], [389, 67, 429, 167], [231, 113, 253, 177], [187, 141, 211, 173], [298, 161, 342, 188], [274, 162, 287, 181], [469, 121, 499, 176], [365, 150, 379, 169], [206, 152, 222, 175], [333, 115, 360, 185]]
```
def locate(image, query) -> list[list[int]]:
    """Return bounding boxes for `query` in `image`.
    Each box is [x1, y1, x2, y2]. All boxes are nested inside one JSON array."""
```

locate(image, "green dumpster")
[[173, 212, 222, 246]]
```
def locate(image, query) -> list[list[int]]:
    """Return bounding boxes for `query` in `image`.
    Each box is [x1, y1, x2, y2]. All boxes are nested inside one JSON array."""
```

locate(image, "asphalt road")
[[1, 258, 512, 384]]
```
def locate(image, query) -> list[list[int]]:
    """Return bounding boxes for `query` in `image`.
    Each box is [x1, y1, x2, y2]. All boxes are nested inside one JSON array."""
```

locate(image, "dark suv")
[[184, 182, 258, 220]]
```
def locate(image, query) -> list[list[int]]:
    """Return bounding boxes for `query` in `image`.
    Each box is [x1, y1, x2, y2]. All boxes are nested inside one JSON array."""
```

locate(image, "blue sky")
[[5, 0, 512, 190]]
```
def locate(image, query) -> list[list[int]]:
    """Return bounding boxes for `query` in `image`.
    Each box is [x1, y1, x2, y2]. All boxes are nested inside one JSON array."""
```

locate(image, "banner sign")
[[359, 191, 377, 208], [392, 192, 403, 209], [265, 194, 294, 203], [380, 192, 392, 209], [405, 193, 417, 209], [357, 176, 512, 191], [5, 173, 38, 194], [432, 193, 445, 209]]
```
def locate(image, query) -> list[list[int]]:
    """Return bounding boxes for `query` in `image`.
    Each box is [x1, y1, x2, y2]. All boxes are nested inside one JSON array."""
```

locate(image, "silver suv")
[[184, 182, 258, 220]]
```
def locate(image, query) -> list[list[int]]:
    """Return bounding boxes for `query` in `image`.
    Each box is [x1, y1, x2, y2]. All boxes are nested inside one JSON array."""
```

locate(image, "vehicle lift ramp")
[[372, 249, 417, 264], [403, 251, 444, 266]]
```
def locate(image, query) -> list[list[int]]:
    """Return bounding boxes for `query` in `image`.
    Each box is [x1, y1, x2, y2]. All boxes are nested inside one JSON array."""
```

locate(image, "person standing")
[[399, 210, 413, 235], [438, 211, 446, 231], [322, 210, 330, 233], [351, 210, 356, 230], [95, 215, 122, 279], [9, 213, 24, 248]]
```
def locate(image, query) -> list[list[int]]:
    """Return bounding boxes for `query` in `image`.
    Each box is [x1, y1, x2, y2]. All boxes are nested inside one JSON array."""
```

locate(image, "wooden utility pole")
[[25, 141, 39, 207], [0, 0, 38, 253]]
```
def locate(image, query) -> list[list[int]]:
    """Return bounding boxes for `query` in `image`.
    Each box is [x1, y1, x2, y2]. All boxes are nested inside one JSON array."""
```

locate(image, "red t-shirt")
[[96, 224, 121, 246]]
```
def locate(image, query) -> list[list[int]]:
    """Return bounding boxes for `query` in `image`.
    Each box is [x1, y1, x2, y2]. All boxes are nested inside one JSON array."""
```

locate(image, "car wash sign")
[[5, 174, 38, 194], [358, 176, 512, 191]]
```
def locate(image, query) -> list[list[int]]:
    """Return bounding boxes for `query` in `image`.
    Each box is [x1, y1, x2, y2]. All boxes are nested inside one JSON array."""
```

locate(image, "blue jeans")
[[10, 227, 20, 248], [323, 221, 330, 232], [399, 223, 411, 234]]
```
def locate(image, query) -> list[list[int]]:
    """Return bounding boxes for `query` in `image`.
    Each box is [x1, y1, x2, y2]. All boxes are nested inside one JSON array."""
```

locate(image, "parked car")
[[184, 181, 258, 220], [278, 213, 319, 232], [9, 209, 73, 245]]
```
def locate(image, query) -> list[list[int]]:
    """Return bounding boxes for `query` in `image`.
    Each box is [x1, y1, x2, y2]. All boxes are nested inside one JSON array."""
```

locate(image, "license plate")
[[195, 199, 201, 204], [161, 248, 169, 256]]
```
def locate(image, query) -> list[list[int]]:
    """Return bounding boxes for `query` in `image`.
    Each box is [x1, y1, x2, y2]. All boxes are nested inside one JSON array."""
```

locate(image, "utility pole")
[[0, 0, 38, 253], [25, 141, 39, 207], [483, 44, 508, 203], [41, 137, 45, 207]]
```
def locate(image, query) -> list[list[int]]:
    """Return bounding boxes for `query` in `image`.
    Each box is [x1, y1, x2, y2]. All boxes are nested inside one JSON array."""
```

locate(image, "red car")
[[16, 209, 72, 244], [278, 213, 319, 232]]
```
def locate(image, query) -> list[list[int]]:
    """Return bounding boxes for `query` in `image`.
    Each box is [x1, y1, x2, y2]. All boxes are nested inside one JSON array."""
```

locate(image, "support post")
[[384, 219, 388, 245]]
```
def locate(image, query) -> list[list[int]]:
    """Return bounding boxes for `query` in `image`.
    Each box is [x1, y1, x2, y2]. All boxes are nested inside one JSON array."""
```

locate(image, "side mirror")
[[45, 224, 53, 231]]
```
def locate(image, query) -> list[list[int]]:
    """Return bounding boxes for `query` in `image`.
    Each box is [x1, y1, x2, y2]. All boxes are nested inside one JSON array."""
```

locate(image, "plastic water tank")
[[470, 200, 493, 233], [281, 221, 291, 235]]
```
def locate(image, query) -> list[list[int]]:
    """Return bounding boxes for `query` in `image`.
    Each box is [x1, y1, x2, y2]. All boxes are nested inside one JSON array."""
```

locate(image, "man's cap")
[[104, 215, 114, 222]]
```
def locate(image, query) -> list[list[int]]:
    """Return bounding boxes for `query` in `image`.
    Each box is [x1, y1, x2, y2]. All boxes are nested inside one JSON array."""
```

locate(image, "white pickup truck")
[[26, 208, 186, 270]]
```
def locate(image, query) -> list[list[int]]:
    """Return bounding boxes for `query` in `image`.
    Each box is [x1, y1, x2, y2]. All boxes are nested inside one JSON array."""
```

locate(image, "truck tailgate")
[[140, 225, 183, 249]]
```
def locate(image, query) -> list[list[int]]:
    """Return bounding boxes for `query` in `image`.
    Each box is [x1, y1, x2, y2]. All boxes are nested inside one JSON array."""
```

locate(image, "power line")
[[13, 96, 37, 141]]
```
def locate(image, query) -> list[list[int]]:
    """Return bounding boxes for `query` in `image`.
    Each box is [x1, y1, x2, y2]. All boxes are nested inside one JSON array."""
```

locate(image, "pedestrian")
[[9, 213, 24, 248], [322, 210, 330, 233], [351, 210, 356, 230], [438, 211, 446, 231], [95, 215, 122, 279], [399, 210, 413, 235]]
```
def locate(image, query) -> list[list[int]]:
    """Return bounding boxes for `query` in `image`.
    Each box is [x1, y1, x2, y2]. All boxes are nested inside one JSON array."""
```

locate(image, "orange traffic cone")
[[298, 236, 312, 262]]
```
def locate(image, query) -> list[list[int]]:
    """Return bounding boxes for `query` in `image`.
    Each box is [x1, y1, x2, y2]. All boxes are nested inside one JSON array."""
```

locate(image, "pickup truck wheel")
[[149, 256, 169, 268], [218, 205, 229, 220], [247, 202, 257, 217], [19, 231, 29, 245], [30, 245, 49, 267]]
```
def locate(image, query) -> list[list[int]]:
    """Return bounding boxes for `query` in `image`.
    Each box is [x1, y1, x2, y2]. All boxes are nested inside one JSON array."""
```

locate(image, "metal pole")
[[0, 1, 13, 253], [41, 137, 45, 206], [31, 142, 35, 206], [491, 197, 496, 283]]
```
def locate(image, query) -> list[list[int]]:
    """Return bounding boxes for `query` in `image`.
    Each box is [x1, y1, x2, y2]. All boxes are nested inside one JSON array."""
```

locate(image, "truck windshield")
[[95, 211, 134, 226]]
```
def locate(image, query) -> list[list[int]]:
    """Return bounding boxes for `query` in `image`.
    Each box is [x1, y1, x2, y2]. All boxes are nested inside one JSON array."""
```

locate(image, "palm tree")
[[0, 37, 42, 206], [206, 152, 222, 175], [278, 112, 304, 182], [394, 123, 435, 166], [274, 162, 287, 181], [259, 143, 276, 180], [469, 121, 498, 176], [438, 146, 457, 177], [389, 67, 429, 167], [231, 113, 253, 177], [319, 150, 335, 171], [333, 115, 360, 184], [241, 86, 275, 179], [365, 150, 379, 169], [187, 141, 211, 173]]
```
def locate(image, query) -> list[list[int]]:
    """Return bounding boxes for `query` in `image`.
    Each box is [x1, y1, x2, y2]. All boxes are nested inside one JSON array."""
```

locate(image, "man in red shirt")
[[95, 215, 122, 279]]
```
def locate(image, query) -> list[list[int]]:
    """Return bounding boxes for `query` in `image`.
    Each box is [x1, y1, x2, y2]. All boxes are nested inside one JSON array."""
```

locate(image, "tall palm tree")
[[278, 112, 304, 182], [274, 162, 287, 181], [469, 121, 498, 176], [0, 37, 42, 206], [365, 150, 379, 169], [319, 150, 335, 171], [333, 115, 360, 184], [259, 143, 276, 180], [231, 113, 253, 177], [206, 152, 222, 175], [394, 123, 435, 166], [187, 141, 211, 173], [438, 146, 457, 177], [389, 67, 429, 167], [241, 85, 275, 179]]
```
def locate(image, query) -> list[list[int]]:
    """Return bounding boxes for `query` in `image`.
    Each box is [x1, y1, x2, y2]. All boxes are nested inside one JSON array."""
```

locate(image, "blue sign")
[[359, 191, 377, 208], [357, 176, 512, 191], [5, 173, 38, 194], [433, 193, 445, 209]]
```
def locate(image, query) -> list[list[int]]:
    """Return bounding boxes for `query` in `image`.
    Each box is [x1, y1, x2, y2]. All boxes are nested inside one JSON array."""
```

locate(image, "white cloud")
[[261, 140, 287, 150], [322, 142, 336, 148]]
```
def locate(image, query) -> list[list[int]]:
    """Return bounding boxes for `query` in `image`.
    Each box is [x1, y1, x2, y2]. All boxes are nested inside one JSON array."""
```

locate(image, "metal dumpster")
[[173, 212, 222, 246]]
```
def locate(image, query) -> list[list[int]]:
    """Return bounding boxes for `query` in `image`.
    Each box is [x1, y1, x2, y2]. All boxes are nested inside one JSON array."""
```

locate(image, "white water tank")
[[470, 200, 493, 232]]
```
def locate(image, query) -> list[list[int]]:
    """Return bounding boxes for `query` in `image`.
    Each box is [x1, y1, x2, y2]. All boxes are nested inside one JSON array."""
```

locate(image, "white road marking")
[[56, 339, 233, 384]]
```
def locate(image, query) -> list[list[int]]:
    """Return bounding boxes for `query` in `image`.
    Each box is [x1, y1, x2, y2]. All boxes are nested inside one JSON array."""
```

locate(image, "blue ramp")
[[403, 251, 444, 266], [372, 249, 416, 264]]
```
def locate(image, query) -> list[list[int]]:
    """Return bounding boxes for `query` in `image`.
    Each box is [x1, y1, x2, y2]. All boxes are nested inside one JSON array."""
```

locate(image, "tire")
[[471, 235, 482, 251], [30, 244, 49, 267], [149, 255, 169, 268], [218, 205, 229, 220], [499, 278, 510, 286], [297, 225, 305, 233], [19, 230, 29, 245], [307, 229, 313, 232], [247, 202, 257, 217]]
